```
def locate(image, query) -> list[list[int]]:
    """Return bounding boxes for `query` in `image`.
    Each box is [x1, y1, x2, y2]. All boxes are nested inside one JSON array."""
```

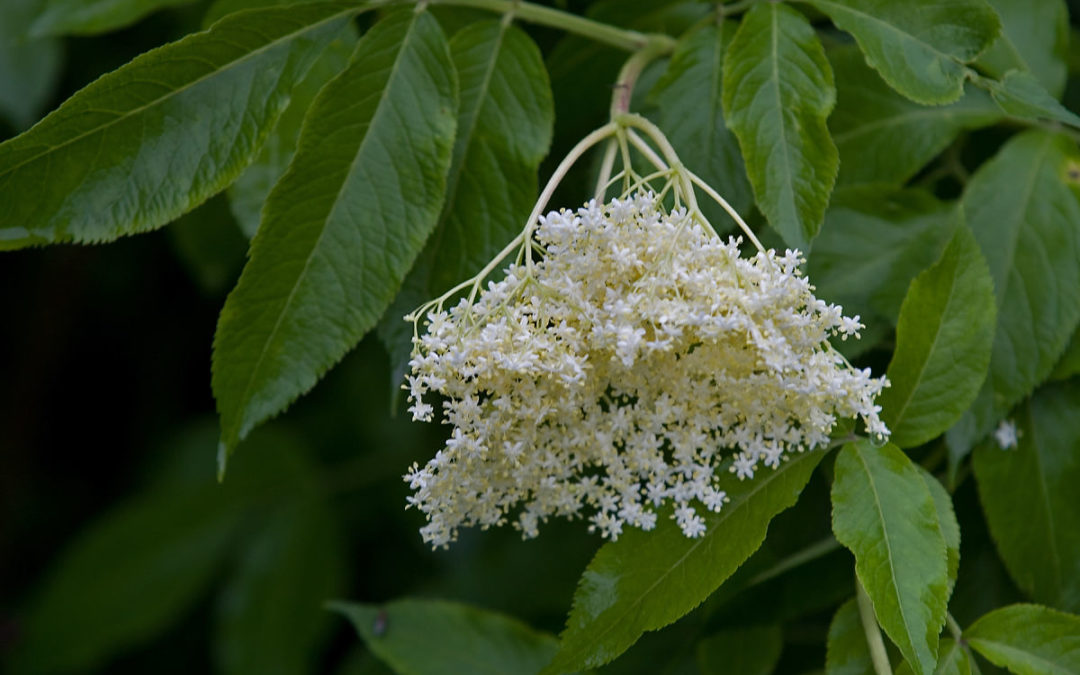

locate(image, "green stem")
[[609, 38, 675, 117], [746, 536, 843, 587], [721, 0, 761, 16], [426, 0, 673, 52], [947, 613, 964, 643], [856, 579, 894, 675]]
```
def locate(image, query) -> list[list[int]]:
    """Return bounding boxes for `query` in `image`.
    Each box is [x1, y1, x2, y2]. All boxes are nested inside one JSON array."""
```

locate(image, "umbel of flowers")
[[403, 116, 888, 548]]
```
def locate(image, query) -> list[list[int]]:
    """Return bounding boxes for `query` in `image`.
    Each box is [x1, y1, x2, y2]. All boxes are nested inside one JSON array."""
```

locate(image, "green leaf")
[[29, 0, 195, 37], [11, 484, 245, 673], [211, 8, 458, 463], [377, 18, 553, 397], [546, 449, 824, 672], [227, 30, 356, 237], [332, 598, 558, 675], [973, 381, 1080, 612], [828, 45, 1001, 187], [919, 468, 961, 593], [651, 19, 752, 228], [722, 2, 837, 250], [203, 0, 316, 28], [979, 70, 1080, 128], [806, 0, 1001, 105], [1050, 328, 1080, 381], [896, 639, 974, 675], [977, 0, 1069, 99], [958, 130, 1080, 445], [215, 499, 343, 675], [826, 599, 874, 675], [0, 0, 62, 130], [966, 604, 1080, 674], [831, 441, 949, 675], [0, 2, 357, 250], [808, 186, 958, 339], [879, 224, 996, 448], [697, 625, 783, 675]]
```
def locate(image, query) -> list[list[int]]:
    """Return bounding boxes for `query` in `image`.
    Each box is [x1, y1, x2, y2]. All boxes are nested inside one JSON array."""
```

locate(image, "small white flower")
[[994, 419, 1020, 449]]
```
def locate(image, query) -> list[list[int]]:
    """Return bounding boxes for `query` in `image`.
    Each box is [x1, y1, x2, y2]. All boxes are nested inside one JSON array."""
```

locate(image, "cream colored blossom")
[[403, 191, 888, 548]]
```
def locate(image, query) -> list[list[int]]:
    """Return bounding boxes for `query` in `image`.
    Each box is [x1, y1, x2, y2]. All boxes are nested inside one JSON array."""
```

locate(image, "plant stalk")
[[856, 579, 894, 675]]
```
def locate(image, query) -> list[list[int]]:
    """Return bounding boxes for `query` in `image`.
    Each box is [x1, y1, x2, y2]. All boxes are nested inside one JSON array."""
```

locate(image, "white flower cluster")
[[404, 192, 888, 548]]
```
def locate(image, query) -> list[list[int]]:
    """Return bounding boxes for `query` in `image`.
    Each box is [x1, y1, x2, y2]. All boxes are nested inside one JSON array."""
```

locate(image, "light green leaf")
[[808, 187, 958, 334], [977, 0, 1069, 99], [973, 381, 1080, 612], [958, 130, 1080, 447], [546, 449, 824, 672], [826, 598, 874, 675], [378, 18, 553, 395], [29, 0, 195, 37], [697, 625, 782, 675], [828, 45, 1001, 187], [966, 604, 1080, 674], [0, 2, 357, 250], [831, 441, 949, 675], [1050, 329, 1080, 381], [332, 598, 558, 675], [651, 19, 752, 228], [979, 70, 1080, 128], [919, 468, 961, 593], [215, 499, 343, 675], [896, 639, 974, 675], [722, 2, 837, 250], [879, 224, 996, 448], [806, 0, 1000, 105], [0, 0, 61, 130], [211, 8, 457, 463], [227, 30, 356, 238]]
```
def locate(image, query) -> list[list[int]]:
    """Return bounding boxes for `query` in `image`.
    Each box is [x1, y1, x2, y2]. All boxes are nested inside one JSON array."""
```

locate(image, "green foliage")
[[965, 604, 1080, 674], [29, 0, 197, 36], [979, 70, 1080, 127], [826, 599, 874, 675], [831, 441, 949, 675], [696, 625, 783, 675], [332, 599, 559, 675], [977, 0, 1069, 98], [722, 2, 837, 250], [0, 0, 61, 130]]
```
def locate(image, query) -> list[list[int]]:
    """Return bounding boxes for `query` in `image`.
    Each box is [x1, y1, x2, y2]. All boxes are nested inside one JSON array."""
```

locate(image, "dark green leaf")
[[806, 0, 1000, 105], [828, 45, 1001, 187], [546, 449, 824, 672], [211, 9, 458, 463], [203, 0, 315, 28], [966, 604, 1080, 674], [722, 2, 837, 250], [831, 441, 949, 675], [919, 468, 961, 593], [651, 19, 752, 228], [697, 625, 782, 675], [168, 194, 248, 296], [973, 381, 1080, 612], [980, 70, 1080, 128], [332, 598, 558, 675], [0, 0, 61, 130], [227, 30, 356, 237], [879, 224, 996, 448], [29, 0, 195, 37], [0, 2, 357, 249], [977, 0, 1069, 99], [826, 598, 874, 675], [215, 499, 343, 675]]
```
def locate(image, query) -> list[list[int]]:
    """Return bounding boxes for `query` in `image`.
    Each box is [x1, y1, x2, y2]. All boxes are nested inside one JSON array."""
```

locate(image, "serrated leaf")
[[546, 449, 824, 673], [228, 30, 356, 238], [203, 0, 316, 28], [377, 18, 553, 395], [879, 224, 996, 448], [651, 19, 752, 228], [896, 639, 974, 675], [722, 2, 836, 251], [826, 598, 874, 675], [697, 625, 782, 675], [29, 0, 195, 37], [215, 499, 343, 675], [919, 468, 961, 593], [828, 45, 1001, 187], [977, 0, 1069, 99], [332, 598, 558, 675], [981, 70, 1080, 128], [0, 0, 61, 130], [0, 2, 357, 250], [955, 130, 1080, 449], [211, 9, 457, 462], [973, 381, 1080, 612], [806, 0, 1000, 105], [966, 604, 1080, 674], [831, 441, 949, 675], [1050, 329, 1080, 381]]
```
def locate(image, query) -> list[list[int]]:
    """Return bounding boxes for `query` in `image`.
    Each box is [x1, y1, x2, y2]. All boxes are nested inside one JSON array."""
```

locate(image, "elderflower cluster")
[[404, 191, 888, 548]]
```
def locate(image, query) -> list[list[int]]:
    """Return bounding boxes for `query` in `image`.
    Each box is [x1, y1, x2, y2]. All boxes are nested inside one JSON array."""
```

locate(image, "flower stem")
[[856, 579, 894, 675]]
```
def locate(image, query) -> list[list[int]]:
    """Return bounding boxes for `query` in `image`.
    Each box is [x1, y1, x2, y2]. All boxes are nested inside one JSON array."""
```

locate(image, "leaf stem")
[[946, 612, 964, 643], [856, 579, 894, 675], [609, 37, 674, 117], [426, 0, 673, 52], [745, 536, 843, 587]]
